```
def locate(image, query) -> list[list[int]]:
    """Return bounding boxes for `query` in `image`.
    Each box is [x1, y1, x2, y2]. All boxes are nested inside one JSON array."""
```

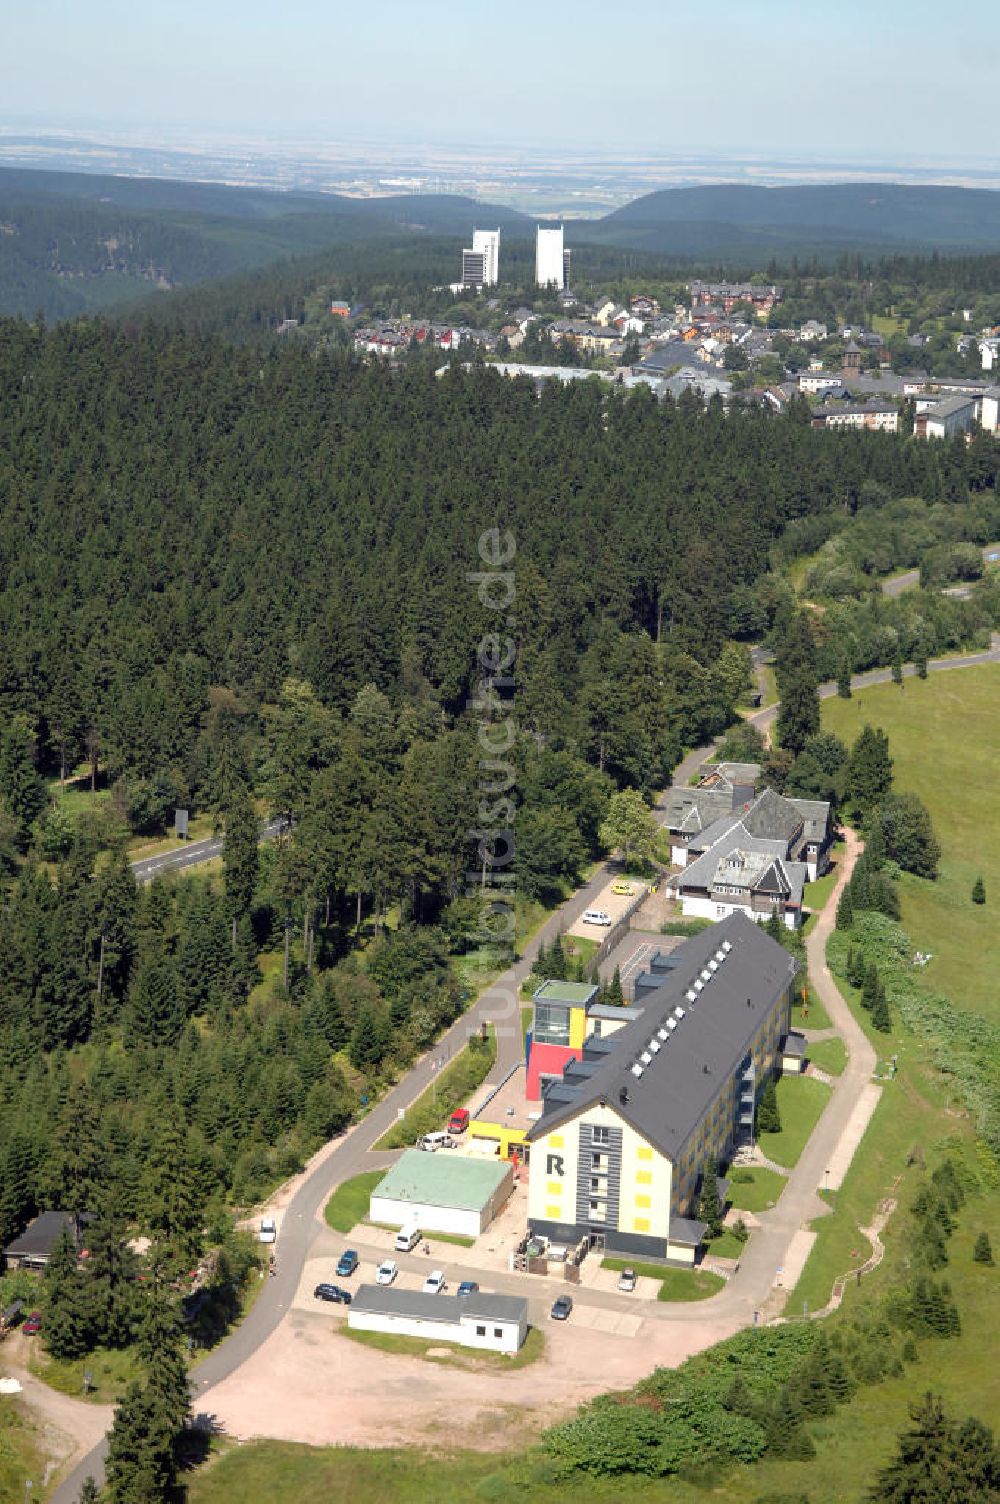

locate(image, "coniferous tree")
[[972, 876, 986, 905], [756, 1076, 781, 1134], [872, 979, 891, 1033], [222, 784, 259, 945], [698, 1156, 724, 1238], [77, 1478, 100, 1504], [607, 966, 624, 1006], [837, 657, 853, 698], [836, 884, 854, 930], [775, 610, 820, 755], [861, 961, 880, 1012], [846, 725, 893, 817], [43, 1223, 93, 1360], [869, 1393, 1000, 1504], [974, 1232, 994, 1265]]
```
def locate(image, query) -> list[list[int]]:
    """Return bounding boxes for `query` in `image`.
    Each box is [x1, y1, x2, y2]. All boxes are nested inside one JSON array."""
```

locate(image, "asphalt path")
[[881, 544, 998, 599], [128, 820, 284, 884], [52, 643, 1000, 1500]]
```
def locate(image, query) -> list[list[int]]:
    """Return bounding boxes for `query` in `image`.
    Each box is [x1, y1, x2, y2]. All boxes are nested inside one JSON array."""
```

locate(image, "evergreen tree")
[[846, 725, 893, 816], [861, 961, 880, 1012], [698, 1156, 724, 1238], [775, 610, 820, 755], [77, 1479, 101, 1504], [872, 979, 891, 1033], [892, 646, 904, 687], [973, 1231, 994, 1265], [348, 1002, 388, 1071], [756, 1076, 781, 1134], [915, 644, 929, 679], [105, 1379, 176, 1504], [765, 911, 784, 942], [0, 716, 48, 849], [223, 784, 259, 942], [972, 876, 986, 905], [836, 884, 854, 931], [869, 1393, 1000, 1504], [837, 658, 853, 698], [43, 1223, 93, 1360], [547, 932, 569, 981], [847, 946, 867, 988], [607, 966, 624, 1006]]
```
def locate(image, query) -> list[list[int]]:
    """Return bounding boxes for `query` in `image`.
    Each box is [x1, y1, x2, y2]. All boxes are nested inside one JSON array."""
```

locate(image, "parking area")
[[565, 876, 648, 940]]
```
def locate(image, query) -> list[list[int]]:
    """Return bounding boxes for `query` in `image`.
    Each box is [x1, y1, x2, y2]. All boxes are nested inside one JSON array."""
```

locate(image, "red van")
[[448, 1108, 470, 1134]]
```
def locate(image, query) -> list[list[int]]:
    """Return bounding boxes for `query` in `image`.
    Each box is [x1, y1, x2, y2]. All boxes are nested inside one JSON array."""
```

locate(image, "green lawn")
[[341, 1323, 544, 1370], [758, 1074, 831, 1169], [822, 664, 1000, 1024], [601, 1257, 724, 1302], [806, 1036, 847, 1076], [725, 1166, 787, 1213], [792, 977, 830, 1031], [802, 844, 844, 914], [323, 1171, 385, 1234], [703, 1229, 745, 1260], [0, 1401, 42, 1502], [373, 1033, 496, 1150], [29, 1344, 142, 1404]]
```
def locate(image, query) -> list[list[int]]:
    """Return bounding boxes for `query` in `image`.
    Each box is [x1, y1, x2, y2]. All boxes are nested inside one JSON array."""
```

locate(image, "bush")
[[973, 1231, 994, 1265]]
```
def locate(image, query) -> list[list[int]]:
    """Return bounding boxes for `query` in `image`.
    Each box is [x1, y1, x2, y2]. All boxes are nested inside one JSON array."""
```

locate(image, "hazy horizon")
[[4, 0, 999, 159]]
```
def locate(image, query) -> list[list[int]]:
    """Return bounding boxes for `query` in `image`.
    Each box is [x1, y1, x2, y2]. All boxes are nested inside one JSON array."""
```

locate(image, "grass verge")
[[806, 1036, 848, 1076], [374, 1033, 496, 1150], [601, 1257, 724, 1301], [324, 1171, 385, 1235], [340, 1323, 544, 1370]]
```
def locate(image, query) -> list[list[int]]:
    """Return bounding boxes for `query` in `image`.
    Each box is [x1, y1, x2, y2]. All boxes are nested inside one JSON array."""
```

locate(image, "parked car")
[[258, 1218, 277, 1244], [581, 909, 612, 927], [22, 1311, 42, 1335], [335, 1250, 359, 1277], [418, 1131, 454, 1152], [550, 1295, 573, 1321], [313, 1283, 352, 1305], [422, 1270, 447, 1295], [376, 1260, 398, 1286], [617, 1268, 637, 1292], [611, 881, 633, 896], [456, 1280, 479, 1297], [448, 1108, 470, 1134]]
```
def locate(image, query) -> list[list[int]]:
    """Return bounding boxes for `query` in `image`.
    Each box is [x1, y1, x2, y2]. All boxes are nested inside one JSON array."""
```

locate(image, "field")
[[822, 664, 1000, 1023]]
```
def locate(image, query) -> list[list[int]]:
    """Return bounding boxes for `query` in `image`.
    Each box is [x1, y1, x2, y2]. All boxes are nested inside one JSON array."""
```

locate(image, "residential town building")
[[349, 1286, 528, 1354], [536, 224, 566, 288]]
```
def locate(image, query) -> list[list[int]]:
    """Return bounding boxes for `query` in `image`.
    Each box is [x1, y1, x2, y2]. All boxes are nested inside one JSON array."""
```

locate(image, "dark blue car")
[[335, 1250, 359, 1278], [457, 1280, 479, 1297], [314, 1283, 352, 1305]]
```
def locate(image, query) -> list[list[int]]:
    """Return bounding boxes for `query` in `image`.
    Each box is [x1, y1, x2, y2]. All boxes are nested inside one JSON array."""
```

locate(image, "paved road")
[[128, 820, 284, 884], [881, 543, 999, 599]]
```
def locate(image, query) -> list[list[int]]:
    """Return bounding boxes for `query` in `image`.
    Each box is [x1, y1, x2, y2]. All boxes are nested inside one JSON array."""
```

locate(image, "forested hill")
[[0, 316, 994, 811], [591, 182, 1000, 256], [0, 166, 530, 319]]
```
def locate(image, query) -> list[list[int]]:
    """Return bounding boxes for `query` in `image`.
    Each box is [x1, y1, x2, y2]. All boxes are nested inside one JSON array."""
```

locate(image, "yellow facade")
[[467, 1118, 527, 1160], [568, 1006, 588, 1051], [526, 1101, 673, 1243]]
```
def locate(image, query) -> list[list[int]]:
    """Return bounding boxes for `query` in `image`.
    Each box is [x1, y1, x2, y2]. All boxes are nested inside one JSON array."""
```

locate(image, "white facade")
[[349, 1290, 527, 1354], [536, 224, 565, 288], [982, 391, 1000, 434], [677, 893, 798, 931], [472, 228, 500, 286]]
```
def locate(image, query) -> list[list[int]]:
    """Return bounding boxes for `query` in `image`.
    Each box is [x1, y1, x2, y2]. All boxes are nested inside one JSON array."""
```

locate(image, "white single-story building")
[[348, 1284, 528, 1353], [369, 1149, 514, 1239]]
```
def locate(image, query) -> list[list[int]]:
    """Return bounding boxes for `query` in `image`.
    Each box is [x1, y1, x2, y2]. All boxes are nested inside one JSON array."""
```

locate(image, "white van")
[[394, 1224, 421, 1253], [418, 1131, 453, 1152], [582, 909, 612, 927]]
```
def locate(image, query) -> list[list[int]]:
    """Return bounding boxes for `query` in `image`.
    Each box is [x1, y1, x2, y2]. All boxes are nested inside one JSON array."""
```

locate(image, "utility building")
[[525, 915, 796, 1263]]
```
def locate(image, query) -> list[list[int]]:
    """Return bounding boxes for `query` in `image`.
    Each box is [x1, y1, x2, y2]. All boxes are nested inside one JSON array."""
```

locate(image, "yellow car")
[[611, 881, 633, 896]]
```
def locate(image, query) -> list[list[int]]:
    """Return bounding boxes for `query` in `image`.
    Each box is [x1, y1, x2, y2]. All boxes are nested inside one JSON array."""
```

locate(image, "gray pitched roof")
[[526, 914, 797, 1161], [2, 1210, 87, 1259], [788, 798, 832, 845], [659, 786, 735, 834], [742, 787, 804, 844], [350, 1284, 527, 1325], [672, 824, 807, 906]]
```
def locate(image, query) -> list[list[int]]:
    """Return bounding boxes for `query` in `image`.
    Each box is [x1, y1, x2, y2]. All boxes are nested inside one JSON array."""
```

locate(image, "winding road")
[[48, 645, 999, 1501], [128, 820, 284, 885]]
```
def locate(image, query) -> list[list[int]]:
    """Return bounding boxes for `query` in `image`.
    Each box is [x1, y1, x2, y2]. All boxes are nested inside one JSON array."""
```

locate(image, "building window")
[[635, 1170, 652, 1185], [592, 1126, 610, 1146], [592, 1152, 603, 1167], [534, 1001, 570, 1046], [494, 1327, 503, 1338], [590, 1176, 601, 1191], [637, 1146, 653, 1161], [476, 1325, 486, 1336], [635, 1194, 651, 1209], [634, 1216, 650, 1233], [549, 1134, 564, 1149]]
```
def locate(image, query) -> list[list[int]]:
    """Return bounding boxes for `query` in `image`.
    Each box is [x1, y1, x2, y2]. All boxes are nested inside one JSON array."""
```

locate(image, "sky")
[[3, 0, 999, 159]]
